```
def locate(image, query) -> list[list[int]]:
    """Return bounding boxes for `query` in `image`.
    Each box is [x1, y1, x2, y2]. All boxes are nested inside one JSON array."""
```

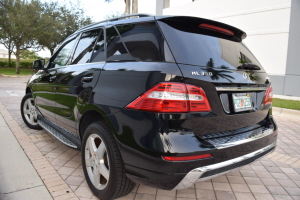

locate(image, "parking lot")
[[1, 75, 300, 200]]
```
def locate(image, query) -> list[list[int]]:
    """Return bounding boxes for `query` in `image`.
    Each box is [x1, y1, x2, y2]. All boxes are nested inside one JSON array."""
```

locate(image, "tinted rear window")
[[157, 21, 264, 72], [106, 26, 135, 62]]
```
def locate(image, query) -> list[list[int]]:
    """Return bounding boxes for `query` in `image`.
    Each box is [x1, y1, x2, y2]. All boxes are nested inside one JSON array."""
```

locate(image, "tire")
[[82, 121, 136, 200], [20, 93, 42, 130]]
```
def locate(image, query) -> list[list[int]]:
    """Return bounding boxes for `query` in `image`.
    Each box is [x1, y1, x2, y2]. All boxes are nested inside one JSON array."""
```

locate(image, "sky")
[[38, 0, 126, 57], [0, 0, 126, 58], [82, 0, 126, 21]]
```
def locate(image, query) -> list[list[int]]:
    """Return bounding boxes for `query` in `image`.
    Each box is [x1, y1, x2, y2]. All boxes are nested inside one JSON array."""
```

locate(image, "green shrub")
[[20, 61, 32, 67], [0, 58, 36, 62], [0, 58, 33, 67], [0, 61, 7, 67]]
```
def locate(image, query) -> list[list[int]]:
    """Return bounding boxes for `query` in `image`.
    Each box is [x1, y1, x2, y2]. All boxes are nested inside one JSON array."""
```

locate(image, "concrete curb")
[[272, 107, 300, 120], [0, 73, 32, 78], [274, 94, 300, 101], [0, 106, 52, 200], [0, 102, 79, 200]]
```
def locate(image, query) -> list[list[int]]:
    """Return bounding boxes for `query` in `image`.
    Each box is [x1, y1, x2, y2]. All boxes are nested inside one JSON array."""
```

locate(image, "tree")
[[125, 0, 130, 14], [132, 0, 138, 14], [206, 58, 214, 67], [0, 0, 43, 74], [20, 49, 42, 59], [0, 34, 14, 67], [0, 0, 15, 66], [0, 0, 93, 74], [37, 1, 93, 56]]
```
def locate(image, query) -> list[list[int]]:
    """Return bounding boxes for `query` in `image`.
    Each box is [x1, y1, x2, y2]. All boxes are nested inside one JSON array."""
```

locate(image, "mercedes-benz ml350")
[[21, 14, 277, 200]]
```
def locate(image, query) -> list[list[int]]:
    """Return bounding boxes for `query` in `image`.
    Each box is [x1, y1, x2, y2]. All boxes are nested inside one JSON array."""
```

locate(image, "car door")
[[53, 28, 105, 136], [32, 34, 79, 123]]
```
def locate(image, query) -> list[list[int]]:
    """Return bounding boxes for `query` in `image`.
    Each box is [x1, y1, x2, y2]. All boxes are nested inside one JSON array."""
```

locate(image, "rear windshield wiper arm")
[[237, 63, 261, 70]]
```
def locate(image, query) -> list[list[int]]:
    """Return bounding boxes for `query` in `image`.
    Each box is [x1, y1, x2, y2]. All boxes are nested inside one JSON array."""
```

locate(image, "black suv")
[[21, 14, 277, 200]]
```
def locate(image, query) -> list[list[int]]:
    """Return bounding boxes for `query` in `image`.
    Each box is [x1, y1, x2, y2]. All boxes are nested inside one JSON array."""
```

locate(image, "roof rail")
[[76, 13, 153, 33], [107, 13, 153, 22]]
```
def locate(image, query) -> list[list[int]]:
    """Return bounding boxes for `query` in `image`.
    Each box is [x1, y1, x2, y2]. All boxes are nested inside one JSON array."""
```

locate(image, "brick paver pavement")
[[1, 91, 300, 199]]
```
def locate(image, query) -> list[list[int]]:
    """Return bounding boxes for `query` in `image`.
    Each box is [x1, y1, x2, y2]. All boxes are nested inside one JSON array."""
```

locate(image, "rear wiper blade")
[[237, 63, 261, 70]]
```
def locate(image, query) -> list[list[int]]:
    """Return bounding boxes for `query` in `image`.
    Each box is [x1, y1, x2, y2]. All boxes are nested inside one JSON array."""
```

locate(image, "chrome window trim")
[[216, 87, 267, 91], [174, 142, 276, 189]]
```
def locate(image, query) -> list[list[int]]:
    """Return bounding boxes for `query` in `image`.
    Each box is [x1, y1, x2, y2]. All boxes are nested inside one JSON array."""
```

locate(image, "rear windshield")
[[157, 21, 264, 72]]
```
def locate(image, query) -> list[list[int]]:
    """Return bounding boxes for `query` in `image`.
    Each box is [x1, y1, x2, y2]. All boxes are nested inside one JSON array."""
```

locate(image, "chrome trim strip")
[[216, 87, 267, 91], [215, 129, 274, 149], [174, 142, 276, 189]]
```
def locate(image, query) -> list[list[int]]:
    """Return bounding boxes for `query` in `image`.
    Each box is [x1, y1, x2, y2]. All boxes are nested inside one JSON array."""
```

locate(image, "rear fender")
[[77, 103, 118, 139]]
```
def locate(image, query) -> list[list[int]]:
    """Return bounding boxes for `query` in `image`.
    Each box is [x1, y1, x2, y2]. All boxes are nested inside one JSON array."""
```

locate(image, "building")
[[138, 0, 300, 97], [0, 48, 16, 59]]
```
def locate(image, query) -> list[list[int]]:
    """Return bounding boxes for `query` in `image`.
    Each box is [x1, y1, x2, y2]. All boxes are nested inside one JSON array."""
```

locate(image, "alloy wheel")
[[23, 98, 38, 126], [85, 133, 110, 190]]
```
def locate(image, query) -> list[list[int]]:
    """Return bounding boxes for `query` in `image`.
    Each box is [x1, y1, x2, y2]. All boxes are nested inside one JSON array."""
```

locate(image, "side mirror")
[[32, 59, 45, 70]]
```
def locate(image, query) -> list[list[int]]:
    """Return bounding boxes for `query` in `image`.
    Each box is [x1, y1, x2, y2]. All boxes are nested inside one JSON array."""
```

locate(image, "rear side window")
[[106, 27, 135, 62], [72, 29, 102, 64], [116, 22, 166, 62], [90, 31, 105, 62]]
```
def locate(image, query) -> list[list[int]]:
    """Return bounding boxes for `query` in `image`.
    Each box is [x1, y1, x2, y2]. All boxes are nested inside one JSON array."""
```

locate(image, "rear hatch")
[[156, 16, 273, 140]]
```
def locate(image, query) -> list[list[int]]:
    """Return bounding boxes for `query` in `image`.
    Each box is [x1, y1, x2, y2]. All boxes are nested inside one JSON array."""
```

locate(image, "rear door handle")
[[82, 76, 93, 83]]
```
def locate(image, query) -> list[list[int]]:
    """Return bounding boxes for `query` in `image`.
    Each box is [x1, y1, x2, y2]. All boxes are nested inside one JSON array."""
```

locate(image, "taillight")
[[162, 154, 212, 161], [125, 82, 211, 113], [264, 86, 273, 105], [199, 23, 234, 36], [187, 85, 211, 112]]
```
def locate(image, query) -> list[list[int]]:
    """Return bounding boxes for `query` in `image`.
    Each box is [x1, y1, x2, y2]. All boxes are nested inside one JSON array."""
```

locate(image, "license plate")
[[233, 93, 252, 112]]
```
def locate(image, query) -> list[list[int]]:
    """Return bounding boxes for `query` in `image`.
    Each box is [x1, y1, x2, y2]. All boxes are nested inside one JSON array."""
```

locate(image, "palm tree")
[[205, 58, 235, 83], [205, 67, 235, 83]]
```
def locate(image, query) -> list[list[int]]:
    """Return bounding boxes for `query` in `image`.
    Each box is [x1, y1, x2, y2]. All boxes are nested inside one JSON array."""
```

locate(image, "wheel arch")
[[78, 106, 118, 140], [26, 87, 31, 94]]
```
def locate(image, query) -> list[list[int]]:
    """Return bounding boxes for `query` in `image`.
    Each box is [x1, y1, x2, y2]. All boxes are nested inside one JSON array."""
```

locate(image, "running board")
[[37, 116, 81, 150]]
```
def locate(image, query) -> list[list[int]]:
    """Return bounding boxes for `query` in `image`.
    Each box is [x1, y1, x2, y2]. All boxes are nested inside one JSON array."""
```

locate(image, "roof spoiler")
[[155, 16, 247, 42]]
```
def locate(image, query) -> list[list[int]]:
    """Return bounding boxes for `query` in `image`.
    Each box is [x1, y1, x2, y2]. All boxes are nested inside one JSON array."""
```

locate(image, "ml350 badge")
[[191, 71, 213, 76]]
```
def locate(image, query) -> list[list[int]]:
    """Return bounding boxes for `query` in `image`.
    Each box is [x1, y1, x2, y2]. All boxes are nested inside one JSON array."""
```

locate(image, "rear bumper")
[[175, 141, 276, 189], [113, 109, 277, 189]]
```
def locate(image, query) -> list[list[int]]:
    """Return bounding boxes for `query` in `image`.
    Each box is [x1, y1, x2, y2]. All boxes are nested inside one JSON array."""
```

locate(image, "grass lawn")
[[0, 68, 33, 75], [273, 98, 300, 111]]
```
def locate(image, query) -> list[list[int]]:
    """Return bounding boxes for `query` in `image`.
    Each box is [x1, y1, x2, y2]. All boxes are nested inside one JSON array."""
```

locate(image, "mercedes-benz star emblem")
[[243, 72, 250, 81]]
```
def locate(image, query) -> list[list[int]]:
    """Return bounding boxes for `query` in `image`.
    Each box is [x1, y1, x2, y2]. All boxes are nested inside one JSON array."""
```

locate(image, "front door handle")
[[82, 76, 93, 83], [50, 76, 57, 82]]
